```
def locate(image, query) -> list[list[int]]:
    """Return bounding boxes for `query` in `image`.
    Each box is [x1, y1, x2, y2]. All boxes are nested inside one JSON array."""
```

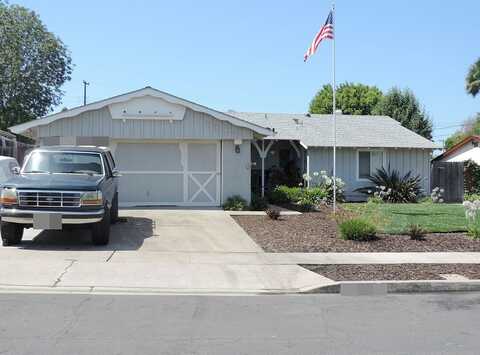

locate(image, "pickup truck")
[[0, 146, 120, 246]]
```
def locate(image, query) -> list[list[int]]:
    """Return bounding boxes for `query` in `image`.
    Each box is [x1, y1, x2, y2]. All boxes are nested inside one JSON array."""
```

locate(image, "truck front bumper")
[[0, 208, 104, 225]]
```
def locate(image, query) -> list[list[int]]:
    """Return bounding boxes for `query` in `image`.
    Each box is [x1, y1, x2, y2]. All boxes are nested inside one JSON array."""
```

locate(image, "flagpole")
[[332, 2, 337, 213]]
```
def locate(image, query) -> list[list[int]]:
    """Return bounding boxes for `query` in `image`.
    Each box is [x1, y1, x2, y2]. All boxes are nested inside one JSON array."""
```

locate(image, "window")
[[105, 151, 116, 169], [23, 151, 104, 175], [358, 150, 384, 180]]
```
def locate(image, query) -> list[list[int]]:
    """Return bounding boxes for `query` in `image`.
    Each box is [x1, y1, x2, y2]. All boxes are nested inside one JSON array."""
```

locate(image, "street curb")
[[304, 280, 480, 295], [0, 285, 305, 296]]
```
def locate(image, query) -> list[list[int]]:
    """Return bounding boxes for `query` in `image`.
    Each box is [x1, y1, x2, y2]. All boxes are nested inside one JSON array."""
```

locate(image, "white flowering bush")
[[302, 170, 345, 203], [430, 187, 444, 203], [463, 200, 480, 239]]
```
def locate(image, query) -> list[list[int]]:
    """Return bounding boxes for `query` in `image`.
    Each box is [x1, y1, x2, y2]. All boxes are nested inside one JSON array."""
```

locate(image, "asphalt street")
[[0, 292, 479, 355]]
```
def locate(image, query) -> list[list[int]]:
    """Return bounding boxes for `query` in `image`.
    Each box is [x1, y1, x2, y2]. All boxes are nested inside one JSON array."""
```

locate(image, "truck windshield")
[[22, 151, 104, 176]]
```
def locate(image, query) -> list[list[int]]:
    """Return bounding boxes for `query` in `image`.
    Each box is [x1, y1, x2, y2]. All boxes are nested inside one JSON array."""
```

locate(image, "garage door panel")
[[116, 143, 183, 171], [120, 174, 184, 203], [188, 174, 218, 203], [187, 143, 217, 172]]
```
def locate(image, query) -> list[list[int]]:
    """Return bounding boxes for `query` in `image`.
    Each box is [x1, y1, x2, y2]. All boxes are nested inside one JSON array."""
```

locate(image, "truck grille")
[[18, 191, 82, 208]]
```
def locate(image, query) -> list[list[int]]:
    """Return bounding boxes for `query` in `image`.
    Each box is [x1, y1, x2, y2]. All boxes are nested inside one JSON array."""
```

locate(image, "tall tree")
[[444, 113, 480, 149], [466, 58, 480, 97], [373, 87, 433, 139], [0, 2, 72, 130], [309, 82, 383, 115]]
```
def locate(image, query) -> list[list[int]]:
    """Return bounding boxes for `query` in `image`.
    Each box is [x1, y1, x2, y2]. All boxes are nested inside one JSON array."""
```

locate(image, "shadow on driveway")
[[16, 217, 155, 251]]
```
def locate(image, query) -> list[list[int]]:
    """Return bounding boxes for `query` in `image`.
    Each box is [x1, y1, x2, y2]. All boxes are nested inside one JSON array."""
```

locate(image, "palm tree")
[[466, 58, 480, 97]]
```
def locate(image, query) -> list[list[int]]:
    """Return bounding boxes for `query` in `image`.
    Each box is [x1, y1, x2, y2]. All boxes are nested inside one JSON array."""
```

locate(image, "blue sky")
[[13, 0, 480, 144]]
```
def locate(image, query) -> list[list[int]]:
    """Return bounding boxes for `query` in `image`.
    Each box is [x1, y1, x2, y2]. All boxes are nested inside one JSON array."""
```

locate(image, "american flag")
[[304, 11, 334, 62]]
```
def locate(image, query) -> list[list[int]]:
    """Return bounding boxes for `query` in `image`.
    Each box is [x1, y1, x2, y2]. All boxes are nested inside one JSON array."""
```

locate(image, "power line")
[[433, 123, 465, 131]]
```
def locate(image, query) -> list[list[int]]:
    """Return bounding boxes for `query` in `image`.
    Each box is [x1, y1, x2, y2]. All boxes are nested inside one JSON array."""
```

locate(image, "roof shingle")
[[230, 112, 439, 149]]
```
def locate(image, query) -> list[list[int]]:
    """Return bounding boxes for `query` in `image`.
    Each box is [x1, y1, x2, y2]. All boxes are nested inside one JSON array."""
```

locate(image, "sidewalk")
[[1, 250, 479, 294]]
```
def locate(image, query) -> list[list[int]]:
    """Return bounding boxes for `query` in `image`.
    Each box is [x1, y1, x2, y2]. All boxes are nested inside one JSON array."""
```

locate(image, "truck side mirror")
[[112, 169, 122, 178]]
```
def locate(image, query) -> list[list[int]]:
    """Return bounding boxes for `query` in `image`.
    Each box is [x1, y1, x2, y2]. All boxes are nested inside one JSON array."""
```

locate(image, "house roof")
[[432, 135, 480, 161], [9, 87, 272, 136], [229, 112, 440, 149]]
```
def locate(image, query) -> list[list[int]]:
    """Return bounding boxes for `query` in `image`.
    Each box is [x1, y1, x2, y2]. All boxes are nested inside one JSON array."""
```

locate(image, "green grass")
[[342, 202, 468, 234]]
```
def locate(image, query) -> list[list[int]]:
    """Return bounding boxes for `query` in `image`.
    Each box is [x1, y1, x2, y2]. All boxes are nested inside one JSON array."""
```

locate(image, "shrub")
[[407, 224, 426, 240], [430, 187, 444, 203], [339, 218, 376, 241], [303, 170, 345, 203], [250, 195, 268, 211], [265, 208, 281, 220], [298, 195, 315, 211], [464, 193, 480, 202], [223, 195, 248, 211], [269, 186, 303, 204], [463, 200, 480, 240], [355, 165, 423, 203]]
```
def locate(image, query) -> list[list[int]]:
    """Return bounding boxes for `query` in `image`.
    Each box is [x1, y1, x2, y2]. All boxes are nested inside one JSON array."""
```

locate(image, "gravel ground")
[[232, 212, 480, 253], [303, 264, 480, 281]]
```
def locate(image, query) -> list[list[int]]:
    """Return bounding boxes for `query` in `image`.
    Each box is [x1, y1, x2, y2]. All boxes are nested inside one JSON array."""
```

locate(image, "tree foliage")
[[0, 2, 72, 130], [309, 83, 433, 139], [309, 82, 383, 115], [466, 58, 480, 97], [373, 87, 433, 139], [444, 113, 480, 150]]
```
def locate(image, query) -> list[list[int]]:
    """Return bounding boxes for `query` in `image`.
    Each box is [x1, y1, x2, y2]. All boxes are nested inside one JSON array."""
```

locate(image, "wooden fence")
[[430, 161, 464, 202]]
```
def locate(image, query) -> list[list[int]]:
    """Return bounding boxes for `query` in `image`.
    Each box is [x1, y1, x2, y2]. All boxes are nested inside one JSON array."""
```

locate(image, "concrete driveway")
[[11, 208, 261, 253], [0, 208, 333, 294]]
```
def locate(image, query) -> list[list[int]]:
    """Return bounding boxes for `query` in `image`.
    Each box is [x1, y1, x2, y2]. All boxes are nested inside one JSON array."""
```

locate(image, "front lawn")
[[342, 202, 468, 234]]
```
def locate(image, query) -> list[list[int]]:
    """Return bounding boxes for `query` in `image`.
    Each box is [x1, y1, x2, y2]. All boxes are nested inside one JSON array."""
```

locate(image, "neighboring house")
[[432, 136, 480, 165], [9, 87, 438, 206]]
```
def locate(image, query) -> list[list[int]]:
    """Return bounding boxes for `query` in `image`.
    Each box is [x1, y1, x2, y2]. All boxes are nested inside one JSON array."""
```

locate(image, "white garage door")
[[115, 142, 221, 206]]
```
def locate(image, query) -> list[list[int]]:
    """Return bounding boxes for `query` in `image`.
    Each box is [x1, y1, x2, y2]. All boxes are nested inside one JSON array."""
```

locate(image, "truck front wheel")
[[1, 222, 24, 246], [91, 207, 110, 246]]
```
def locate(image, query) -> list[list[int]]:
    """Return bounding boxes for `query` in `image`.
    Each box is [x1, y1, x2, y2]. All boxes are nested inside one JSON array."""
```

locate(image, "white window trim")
[[356, 149, 386, 182]]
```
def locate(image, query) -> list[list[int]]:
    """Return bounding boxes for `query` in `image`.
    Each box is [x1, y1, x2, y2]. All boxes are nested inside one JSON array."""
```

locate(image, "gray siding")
[[308, 147, 432, 200], [222, 140, 251, 204], [38, 107, 253, 140]]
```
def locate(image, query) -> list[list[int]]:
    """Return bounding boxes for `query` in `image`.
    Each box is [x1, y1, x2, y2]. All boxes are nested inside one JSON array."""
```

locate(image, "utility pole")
[[83, 80, 90, 106]]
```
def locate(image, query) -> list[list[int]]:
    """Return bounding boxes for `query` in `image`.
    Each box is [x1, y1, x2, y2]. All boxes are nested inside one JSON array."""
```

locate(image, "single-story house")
[[432, 136, 480, 165], [9, 87, 439, 206]]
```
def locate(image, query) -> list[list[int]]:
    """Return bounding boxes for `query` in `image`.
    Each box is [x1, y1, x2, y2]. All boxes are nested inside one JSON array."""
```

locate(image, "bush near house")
[[269, 171, 344, 209], [223, 195, 248, 211], [356, 165, 423, 203]]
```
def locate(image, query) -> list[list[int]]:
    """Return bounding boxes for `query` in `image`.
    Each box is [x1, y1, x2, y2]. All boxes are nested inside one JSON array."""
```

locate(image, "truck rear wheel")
[[1, 222, 24, 246], [91, 206, 110, 246]]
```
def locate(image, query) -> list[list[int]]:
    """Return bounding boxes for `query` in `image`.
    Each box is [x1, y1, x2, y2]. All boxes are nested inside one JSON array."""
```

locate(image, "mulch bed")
[[303, 264, 480, 281], [232, 210, 480, 253]]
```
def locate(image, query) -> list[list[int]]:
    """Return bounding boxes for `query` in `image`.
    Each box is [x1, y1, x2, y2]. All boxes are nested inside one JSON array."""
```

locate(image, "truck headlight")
[[80, 191, 103, 206], [0, 188, 18, 206]]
